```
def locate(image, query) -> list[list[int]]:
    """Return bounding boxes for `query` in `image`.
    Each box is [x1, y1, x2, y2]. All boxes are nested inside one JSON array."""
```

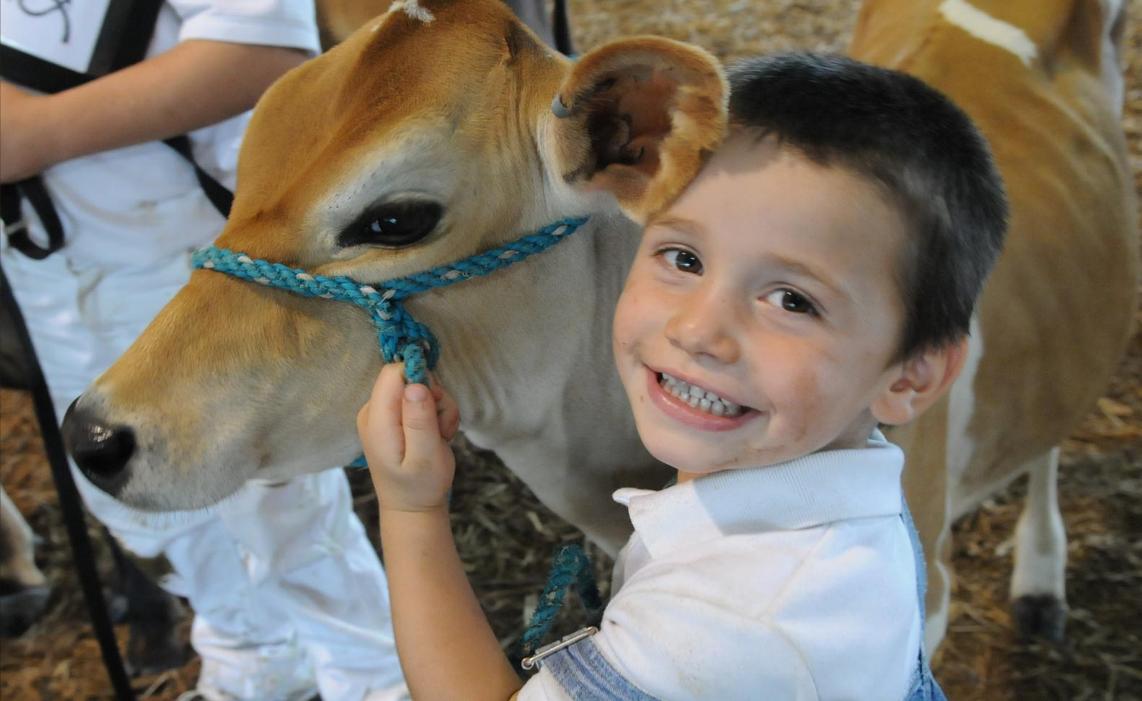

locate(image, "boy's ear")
[[545, 36, 728, 224], [871, 338, 970, 426]]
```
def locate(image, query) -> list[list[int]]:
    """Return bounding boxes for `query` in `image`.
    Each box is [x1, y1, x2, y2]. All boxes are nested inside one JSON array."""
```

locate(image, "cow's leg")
[[1010, 447, 1067, 641], [105, 535, 191, 675], [925, 524, 953, 656], [0, 485, 51, 637]]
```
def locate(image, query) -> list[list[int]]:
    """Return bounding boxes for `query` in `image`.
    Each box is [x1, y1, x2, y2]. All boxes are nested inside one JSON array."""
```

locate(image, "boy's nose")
[[664, 293, 740, 364]]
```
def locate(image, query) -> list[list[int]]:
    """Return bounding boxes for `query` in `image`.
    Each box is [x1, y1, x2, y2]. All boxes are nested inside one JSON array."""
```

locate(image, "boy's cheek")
[[614, 288, 657, 335]]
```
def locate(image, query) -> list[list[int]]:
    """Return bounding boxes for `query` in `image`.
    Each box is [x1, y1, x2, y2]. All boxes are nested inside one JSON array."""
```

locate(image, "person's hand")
[[357, 363, 461, 513], [0, 82, 56, 183]]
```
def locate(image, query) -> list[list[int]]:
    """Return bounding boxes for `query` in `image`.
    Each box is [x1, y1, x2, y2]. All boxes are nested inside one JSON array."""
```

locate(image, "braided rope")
[[191, 216, 588, 385], [519, 543, 603, 659]]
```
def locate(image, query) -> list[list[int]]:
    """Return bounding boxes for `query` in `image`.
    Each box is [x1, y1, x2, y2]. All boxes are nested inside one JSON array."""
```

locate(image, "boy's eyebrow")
[[764, 254, 851, 302], [645, 213, 706, 236]]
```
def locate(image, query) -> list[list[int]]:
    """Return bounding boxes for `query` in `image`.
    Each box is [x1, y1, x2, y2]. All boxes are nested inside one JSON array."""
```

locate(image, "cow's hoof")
[[0, 581, 52, 637], [1012, 594, 1067, 642], [126, 620, 192, 676]]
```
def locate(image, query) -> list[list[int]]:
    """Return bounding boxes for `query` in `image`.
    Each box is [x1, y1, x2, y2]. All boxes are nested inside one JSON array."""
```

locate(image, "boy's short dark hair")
[[728, 53, 1008, 359]]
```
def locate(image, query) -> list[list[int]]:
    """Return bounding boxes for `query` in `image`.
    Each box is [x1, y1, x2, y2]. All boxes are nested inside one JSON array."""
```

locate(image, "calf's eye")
[[338, 200, 444, 248]]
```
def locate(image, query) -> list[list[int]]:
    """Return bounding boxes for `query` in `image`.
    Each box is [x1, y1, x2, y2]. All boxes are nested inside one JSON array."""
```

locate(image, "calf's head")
[[62, 0, 726, 510]]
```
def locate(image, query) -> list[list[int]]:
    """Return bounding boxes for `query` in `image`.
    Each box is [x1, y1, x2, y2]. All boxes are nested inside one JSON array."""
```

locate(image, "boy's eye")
[[764, 289, 818, 316], [662, 248, 703, 274]]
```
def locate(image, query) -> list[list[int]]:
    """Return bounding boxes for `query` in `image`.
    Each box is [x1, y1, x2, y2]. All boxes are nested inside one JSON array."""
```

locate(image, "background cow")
[[849, 0, 1136, 648]]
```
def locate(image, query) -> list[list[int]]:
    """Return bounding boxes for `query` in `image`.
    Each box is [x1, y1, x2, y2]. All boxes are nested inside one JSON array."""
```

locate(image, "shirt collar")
[[612, 432, 904, 559]]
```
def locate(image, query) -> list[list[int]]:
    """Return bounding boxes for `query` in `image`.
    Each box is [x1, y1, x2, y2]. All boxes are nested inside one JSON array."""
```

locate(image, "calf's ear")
[[546, 37, 728, 224]]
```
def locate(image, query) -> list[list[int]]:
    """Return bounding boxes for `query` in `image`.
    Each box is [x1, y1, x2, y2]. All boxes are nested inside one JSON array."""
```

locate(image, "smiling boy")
[[618, 132, 922, 474], [358, 53, 1007, 699]]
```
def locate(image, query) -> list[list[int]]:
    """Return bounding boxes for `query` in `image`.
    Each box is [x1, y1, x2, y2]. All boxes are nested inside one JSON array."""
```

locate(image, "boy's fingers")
[[401, 383, 445, 462], [424, 374, 460, 440], [366, 364, 408, 464], [438, 393, 461, 441]]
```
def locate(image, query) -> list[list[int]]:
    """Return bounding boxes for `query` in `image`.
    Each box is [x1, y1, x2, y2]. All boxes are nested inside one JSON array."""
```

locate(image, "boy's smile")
[[613, 133, 916, 479]]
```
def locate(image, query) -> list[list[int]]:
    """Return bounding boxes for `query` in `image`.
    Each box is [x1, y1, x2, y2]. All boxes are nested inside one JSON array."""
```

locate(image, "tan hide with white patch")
[[65, 0, 725, 553], [850, 0, 1137, 649]]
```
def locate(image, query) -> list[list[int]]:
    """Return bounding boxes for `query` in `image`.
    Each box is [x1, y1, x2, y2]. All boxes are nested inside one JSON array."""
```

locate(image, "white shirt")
[[520, 433, 921, 700], [9, 0, 321, 269]]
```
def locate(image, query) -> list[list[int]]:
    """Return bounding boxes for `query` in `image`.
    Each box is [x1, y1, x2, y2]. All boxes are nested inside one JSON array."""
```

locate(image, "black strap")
[[1, 178, 66, 260], [0, 139, 233, 259], [107, 0, 166, 72], [0, 260, 136, 701], [0, 142, 233, 264], [552, 0, 573, 57], [0, 0, 164, 92], [164, 136, 234, 218]]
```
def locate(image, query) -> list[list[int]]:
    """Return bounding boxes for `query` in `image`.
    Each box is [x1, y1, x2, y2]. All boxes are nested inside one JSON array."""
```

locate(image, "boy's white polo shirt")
[[521, 434, 921, 700]]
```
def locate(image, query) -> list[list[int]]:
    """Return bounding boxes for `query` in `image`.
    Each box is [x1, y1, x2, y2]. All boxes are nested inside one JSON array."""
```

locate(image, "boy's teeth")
[[658, 372, 744, 417]]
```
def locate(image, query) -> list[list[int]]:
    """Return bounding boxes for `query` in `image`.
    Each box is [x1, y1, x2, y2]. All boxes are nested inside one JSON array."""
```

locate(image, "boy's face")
[[613, 134, 912, 478]]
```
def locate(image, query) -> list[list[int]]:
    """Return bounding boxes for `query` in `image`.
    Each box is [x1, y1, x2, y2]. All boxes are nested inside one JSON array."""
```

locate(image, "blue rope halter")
[[191, 216, 588, 385]]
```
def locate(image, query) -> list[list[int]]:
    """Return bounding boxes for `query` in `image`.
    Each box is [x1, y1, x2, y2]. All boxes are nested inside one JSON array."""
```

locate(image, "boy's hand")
[[357, 363, 460, 513]]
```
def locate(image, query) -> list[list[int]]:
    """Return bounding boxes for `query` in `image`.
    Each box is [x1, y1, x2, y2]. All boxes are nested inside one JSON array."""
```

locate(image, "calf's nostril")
[[62, 405, 137, 490], [74, 424, 136, 478]]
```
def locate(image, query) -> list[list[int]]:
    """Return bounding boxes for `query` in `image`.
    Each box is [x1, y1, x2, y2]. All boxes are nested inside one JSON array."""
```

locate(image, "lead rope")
[[518, 543, 603, 663], [192, 215, 600, 666]]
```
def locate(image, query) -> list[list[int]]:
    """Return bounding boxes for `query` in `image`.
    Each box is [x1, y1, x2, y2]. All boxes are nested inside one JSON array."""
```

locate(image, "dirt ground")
[[1, 1, 1140, 699]]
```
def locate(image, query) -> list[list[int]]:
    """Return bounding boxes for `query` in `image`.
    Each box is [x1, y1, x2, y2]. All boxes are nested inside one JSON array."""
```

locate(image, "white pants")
[[2, 245, 408, 701]]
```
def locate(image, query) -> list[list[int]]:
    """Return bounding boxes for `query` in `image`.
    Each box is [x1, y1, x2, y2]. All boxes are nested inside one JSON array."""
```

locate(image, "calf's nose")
[[62, 398, 136, 495]]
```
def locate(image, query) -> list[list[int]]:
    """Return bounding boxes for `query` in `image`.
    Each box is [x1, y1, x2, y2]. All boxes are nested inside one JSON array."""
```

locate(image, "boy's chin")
[[639, 436, 739, 477], [638, 438, 702, 475]]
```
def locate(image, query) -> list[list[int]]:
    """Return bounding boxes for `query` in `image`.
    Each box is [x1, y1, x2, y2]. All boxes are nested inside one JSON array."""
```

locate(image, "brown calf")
[[63, 0, 725, 554]]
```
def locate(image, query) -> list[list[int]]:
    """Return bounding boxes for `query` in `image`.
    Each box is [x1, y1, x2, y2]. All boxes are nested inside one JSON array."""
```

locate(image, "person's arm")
[[357, 364, 524, 701], [0, 39, 307, 182]]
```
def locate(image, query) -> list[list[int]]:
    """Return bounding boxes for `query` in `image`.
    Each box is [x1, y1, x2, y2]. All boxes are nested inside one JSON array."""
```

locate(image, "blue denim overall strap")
[[901, 500, 949, 701], [542, 636, 661, 701]]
